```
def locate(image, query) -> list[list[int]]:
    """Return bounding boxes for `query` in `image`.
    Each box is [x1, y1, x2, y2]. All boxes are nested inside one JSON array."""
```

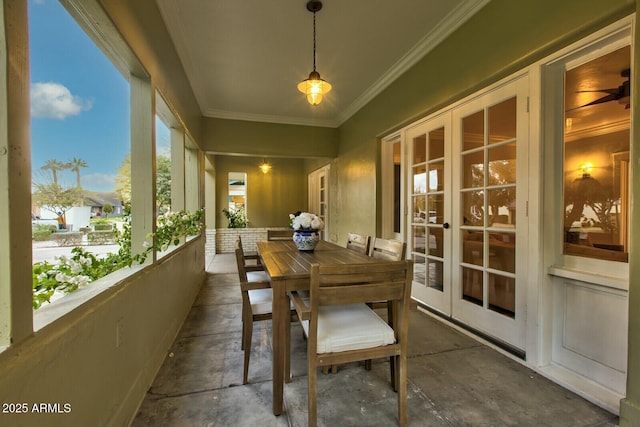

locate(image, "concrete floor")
[[130, 254, 619, 427]]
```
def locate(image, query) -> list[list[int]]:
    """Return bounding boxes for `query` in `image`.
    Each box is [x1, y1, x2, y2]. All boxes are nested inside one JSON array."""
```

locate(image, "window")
[[29, 0, 132, 308], [156, 115, 172, 216], [228, 172, 247, 211], [562, 45, 630, 263]]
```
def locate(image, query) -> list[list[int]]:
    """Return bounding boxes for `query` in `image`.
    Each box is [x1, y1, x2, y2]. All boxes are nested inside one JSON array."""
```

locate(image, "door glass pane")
[[427, 194, 444, 224], [428, 161, 444, 192], [428, 227, 443, 257], [563, 46, 630, 263], [413, 165, 427, 194], [488, 142, 516, 185], [462, 111, 484, 151], [413, 254, 426, 285], [412, 226, 426, 254], [489, 97, 516, 143], [489, 233, 515, 273], [428, 127, 445, 159], [413, 195, 426, 223], [462, 266, 483, 306], [462, 231, 484, 266], [488, 188, 515, 227], [462, 151, 484, 188], [488, 273, 515, 317], [428, 259, 444, 291], [462, 190, 484, 226], [413, 134, 426, 163]]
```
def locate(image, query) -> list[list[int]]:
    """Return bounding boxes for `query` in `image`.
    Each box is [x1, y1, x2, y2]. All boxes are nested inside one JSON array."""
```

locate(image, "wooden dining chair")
[[237, 235, 261, 266], [267, 229, 294, 241], [346, 232, 371, 255], [365, 238, 408, 371], [234, 238, 295, 384], [289, 260, 413, 427], [370, 237, 406, 261]]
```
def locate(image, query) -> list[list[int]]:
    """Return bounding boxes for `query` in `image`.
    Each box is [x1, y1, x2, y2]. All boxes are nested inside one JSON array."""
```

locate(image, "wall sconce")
[[580, 162, 593, 178], [259, 160, 272, 174]]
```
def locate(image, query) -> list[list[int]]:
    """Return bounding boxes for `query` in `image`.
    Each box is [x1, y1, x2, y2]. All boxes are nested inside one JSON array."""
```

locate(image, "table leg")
[[272, 282, 286, 415]]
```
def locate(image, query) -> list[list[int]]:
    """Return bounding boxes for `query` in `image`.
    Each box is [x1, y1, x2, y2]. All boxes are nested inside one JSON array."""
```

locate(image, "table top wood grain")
[[257, 240, 376, 283]]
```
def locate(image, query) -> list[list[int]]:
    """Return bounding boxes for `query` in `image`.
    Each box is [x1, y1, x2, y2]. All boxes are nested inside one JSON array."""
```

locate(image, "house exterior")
[[84, 192, 124, 218], [0, 1, 639, 426]]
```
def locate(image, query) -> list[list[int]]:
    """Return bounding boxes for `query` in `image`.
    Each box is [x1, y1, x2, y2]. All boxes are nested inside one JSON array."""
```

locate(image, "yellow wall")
[[203, 117, 338, 159], [214, 155, 307, 228]]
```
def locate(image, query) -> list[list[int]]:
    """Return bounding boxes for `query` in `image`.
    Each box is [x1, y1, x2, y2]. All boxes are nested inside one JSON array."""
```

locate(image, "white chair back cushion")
[[301, 303, 395, 354]]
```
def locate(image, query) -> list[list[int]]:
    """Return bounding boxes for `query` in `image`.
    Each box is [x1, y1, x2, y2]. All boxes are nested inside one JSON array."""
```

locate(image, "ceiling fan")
[[568, 68, 631, 111]]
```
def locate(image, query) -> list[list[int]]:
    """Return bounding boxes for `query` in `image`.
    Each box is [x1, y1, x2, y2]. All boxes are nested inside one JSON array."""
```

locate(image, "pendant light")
[[297, 0, 331, 106], [259, 159, 272, 174]]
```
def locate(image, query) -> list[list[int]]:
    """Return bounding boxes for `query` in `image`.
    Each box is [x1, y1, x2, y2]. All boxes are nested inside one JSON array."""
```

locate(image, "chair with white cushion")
[[366, 238, 407, 370], [235, 238, 295, 384], [289, 260, 413, 427]]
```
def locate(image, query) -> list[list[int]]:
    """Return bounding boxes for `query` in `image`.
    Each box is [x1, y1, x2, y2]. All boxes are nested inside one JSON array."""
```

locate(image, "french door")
[[409, 77, 529, 350], [408, 113, 452, 315]]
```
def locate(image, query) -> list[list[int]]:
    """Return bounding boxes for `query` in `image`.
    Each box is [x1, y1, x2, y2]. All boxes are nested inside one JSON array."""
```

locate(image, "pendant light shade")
[[297, 70, 332, 106], [298, 1, 331, 106]]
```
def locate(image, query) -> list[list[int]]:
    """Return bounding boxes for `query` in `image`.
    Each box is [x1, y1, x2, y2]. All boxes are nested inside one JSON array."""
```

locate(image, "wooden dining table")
[[256, 239, 379, 416]]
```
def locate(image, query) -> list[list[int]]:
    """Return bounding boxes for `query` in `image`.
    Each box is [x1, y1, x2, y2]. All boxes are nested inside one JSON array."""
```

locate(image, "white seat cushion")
[[247, 286, 295, 316], [247, 270, 270, 283], [248, 288, 274, 315], [301, 303, 395, 354]]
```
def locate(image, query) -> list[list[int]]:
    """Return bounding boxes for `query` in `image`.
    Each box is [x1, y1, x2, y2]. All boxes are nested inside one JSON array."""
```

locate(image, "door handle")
[[443, 222, 450, 229]]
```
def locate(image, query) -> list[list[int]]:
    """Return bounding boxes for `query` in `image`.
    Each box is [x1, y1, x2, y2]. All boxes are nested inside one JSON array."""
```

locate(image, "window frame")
[[542, 17, 632, 283]]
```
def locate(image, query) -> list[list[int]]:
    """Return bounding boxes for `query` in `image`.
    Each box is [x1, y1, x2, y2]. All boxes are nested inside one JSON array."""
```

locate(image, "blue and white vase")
[[292, 230, 320, 252]]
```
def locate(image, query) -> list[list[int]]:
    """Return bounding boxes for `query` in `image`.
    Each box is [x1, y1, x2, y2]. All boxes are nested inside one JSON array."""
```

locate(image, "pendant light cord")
[[312, 11, 317, 72]]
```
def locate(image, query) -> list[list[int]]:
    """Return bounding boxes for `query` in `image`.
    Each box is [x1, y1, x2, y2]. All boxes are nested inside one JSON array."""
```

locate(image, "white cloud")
[[82, 173, 116, 192], [30, 82, 93, 119]]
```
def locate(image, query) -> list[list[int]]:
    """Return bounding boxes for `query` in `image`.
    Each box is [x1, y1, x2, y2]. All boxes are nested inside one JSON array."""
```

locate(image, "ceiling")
[[155, 0, 489, 128], [564, 45, 631, 138]]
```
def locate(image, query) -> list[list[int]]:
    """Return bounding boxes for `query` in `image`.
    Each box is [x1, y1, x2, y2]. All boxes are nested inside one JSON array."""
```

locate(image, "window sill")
[[547, 265, 628, 291], [33, 264, 145, 331]]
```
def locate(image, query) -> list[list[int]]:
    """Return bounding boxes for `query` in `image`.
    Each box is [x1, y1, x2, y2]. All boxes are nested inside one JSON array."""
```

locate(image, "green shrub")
[[32, 206, 204, 309], [94, 223, 113, 231], [32, 224, 56, 241], [87, 230, 116, 244], [50, 232, 83, 247], [33, 230, 53, 241]]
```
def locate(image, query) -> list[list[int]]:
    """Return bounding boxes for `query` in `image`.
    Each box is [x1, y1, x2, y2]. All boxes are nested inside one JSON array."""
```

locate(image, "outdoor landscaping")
[[32, 207, 203, 309]]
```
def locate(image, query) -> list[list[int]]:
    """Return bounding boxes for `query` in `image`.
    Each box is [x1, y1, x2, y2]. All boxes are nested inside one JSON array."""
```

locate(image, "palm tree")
[[40, 159, 66, 184], [69, 157, 88, 188]]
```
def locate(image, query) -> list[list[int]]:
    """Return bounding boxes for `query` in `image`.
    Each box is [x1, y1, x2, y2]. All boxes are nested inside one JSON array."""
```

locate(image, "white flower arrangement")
[[289, 211, 325, 231]]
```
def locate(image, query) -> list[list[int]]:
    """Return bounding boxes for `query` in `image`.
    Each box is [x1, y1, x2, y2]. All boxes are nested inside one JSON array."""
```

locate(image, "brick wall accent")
[[205, 229, 216, 259], [208, 228, 290, 254]]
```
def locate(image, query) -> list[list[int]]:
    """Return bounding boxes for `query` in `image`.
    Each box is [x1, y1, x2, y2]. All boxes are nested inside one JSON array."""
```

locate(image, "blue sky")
[[29, 0, 170, 193]]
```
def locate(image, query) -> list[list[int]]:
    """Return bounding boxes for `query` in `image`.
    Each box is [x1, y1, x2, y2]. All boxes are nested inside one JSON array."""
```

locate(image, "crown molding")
[[336, 0, 491, 126], [564, 118, 630, 142], [203, 108, 338, 128]]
